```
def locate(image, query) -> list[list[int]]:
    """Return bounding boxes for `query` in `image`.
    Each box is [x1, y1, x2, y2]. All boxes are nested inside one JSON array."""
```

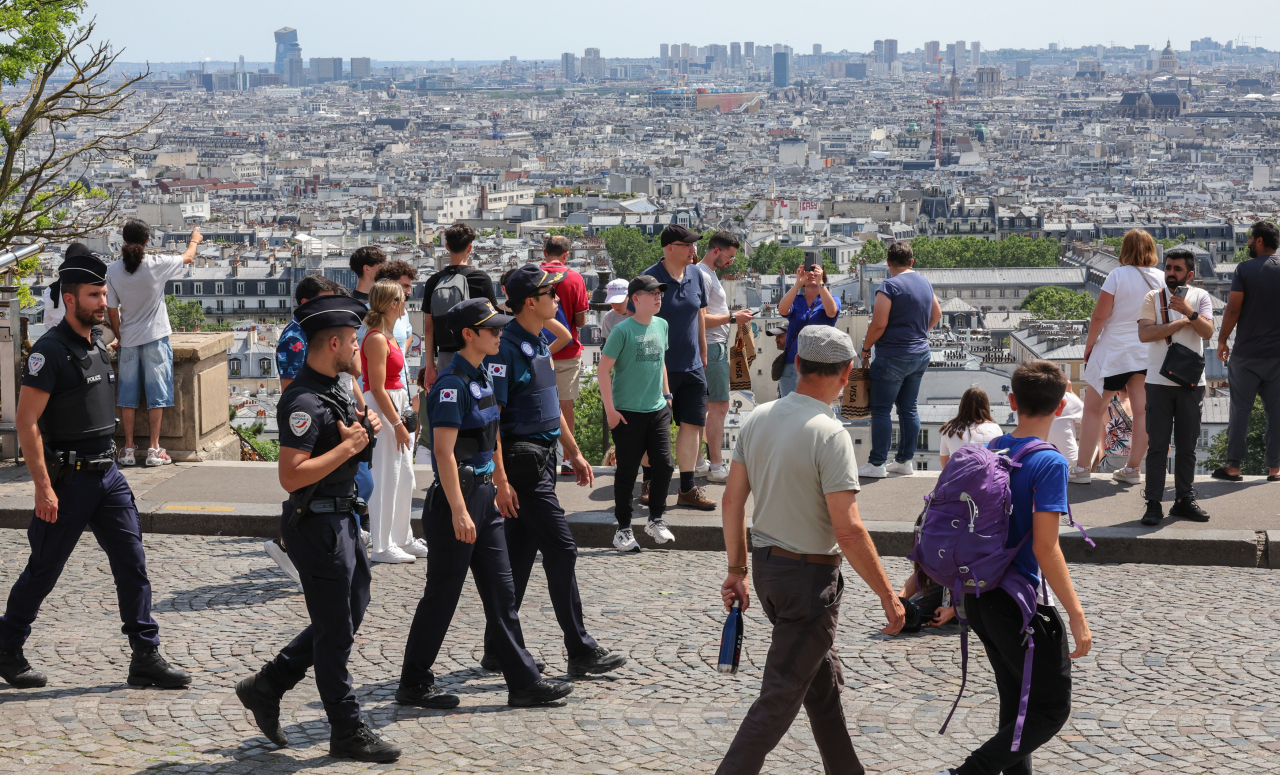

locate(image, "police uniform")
[[0, 253, 189, 690]]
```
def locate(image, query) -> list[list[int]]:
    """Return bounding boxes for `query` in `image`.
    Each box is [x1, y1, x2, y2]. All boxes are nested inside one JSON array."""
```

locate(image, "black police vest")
[[431, 362, 499, 467], [39, 326, 117, 445], [280, 376, 362, 495], [499, 340, 560, 438]]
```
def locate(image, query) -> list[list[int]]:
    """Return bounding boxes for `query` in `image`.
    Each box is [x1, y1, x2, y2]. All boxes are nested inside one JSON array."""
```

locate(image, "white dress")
[[1048, 391, 1085, 464], [1082, 265, 1163, 395]]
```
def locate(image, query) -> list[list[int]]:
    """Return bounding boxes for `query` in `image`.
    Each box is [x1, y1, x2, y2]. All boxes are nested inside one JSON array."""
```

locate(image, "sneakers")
[[1068, 466, 1092, 484], [1141, 500, 1163, 527], [399, 538, 429, 558], [0, 648, 46, 688], [639, 480, 650, 505], [145, 447, 172, 467], [329, 721, 400, 763], [264, 538, 301, 585], [613, 528, 640, 553], [508, 678, 574, 707], [235, 673, 288, 746], [886, 460, 914, 476], [561, 461, 575, 476], [707, 462, 730, 482], [645, 519, 676, 544], [567, 647, 628, 677], [1169, 498, 1211, 522], [695, 457, 710, 475], [1112, 466, 1142, 485], [127, 644, 191, 689], [676, 486, 716, 511], [117, 447, 137, 467], [479, 653, 547, 672], [395, 683, 460, 709], [370, 546, 415, 564], [858, 462, 887, 479]]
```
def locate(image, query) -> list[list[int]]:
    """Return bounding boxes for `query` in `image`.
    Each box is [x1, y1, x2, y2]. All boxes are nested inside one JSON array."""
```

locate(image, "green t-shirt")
[[602, 316, 668, 413]]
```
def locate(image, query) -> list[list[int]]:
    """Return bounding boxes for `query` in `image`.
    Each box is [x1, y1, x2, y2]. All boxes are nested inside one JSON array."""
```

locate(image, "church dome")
[[1162, 40, 1174, 56]]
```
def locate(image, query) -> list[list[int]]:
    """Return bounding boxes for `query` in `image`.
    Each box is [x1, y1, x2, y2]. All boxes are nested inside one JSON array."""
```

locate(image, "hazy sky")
[[86, 0, 1273, 63]]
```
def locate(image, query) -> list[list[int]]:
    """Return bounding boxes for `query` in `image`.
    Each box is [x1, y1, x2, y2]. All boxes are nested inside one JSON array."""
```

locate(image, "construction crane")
[[926, 96, 954, 168], [491, 110, 500, 139]]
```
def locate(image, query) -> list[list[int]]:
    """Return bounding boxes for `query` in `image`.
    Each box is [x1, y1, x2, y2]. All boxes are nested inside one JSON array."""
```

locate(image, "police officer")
[[234, 295, 400, 763], [397, 298, 574, 709], [0, 252, 189, 690], [480, 265, 627, 676]]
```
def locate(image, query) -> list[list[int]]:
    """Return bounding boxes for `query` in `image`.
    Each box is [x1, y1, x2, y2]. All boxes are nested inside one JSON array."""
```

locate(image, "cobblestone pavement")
[[0, 533, 1278, 774]]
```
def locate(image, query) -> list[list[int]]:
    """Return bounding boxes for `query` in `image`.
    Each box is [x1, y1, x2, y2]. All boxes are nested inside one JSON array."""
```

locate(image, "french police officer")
[[479, 266, 626, 676], [0, 253, 189, 690], [397, 298, 574, 709], [234, 294, 400, 763]]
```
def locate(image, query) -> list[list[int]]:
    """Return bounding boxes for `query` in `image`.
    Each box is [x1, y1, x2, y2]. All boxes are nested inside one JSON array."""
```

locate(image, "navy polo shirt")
[[630, 260, 707, 373], [486, 321, 561, 443], [426, 355, 495, 475]]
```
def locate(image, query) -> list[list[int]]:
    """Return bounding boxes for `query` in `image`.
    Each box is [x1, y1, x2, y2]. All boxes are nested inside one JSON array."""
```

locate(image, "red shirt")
[[359, 331, 405, 392], [541, 260, 588, 360]]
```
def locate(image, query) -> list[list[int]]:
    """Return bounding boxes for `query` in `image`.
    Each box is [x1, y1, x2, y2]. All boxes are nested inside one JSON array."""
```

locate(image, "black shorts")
[[667, 367, 707, 427], [1102, 370, 1146, 392]]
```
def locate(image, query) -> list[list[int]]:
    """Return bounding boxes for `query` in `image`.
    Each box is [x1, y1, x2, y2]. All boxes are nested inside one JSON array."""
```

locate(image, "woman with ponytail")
[[105, 219, 202, 467]]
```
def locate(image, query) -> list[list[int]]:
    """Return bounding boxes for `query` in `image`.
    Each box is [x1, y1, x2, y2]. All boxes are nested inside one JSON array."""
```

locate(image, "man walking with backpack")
[[421, 223, 496, 389]]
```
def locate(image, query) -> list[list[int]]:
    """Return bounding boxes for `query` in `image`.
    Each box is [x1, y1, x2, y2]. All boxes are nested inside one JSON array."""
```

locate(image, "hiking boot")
[[480, 653, 546, 672], [567, 647, 628, 677], [329, 721, 400, 762], [1140, 500, 1163, 527], [235, 673, 288, 746], [639, 480, 650, 505], [127, 644, 191, 689], [395, 683, 460, 709], [0, 648, 46, 688], [1169, 498, 1210, 522], [508, 678, 573, 707], [677, 486, 716, 511]]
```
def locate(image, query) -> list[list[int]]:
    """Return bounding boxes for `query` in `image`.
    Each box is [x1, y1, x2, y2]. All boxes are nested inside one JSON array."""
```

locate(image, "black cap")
[[294, 294, 367, 335], [660, 224, 702, 247], [764, 320, 789, 336], [57, 252, 108, 286], [446, 298, 513, 340], [627, 275, 667, 297], [505, 264, 565, 309], [63, 243, 93, 260]]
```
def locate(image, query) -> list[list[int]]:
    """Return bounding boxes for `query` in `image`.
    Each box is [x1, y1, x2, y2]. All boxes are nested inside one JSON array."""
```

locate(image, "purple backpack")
[[907, 438, 1091, 751]]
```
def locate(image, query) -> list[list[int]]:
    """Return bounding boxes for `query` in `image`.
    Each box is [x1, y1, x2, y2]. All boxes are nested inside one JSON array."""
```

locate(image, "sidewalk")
[[0, 461, 1276, 567]]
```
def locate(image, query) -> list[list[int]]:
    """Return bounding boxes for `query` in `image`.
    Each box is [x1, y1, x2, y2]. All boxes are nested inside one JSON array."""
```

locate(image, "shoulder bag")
[[1156, 288, 1204, 388]]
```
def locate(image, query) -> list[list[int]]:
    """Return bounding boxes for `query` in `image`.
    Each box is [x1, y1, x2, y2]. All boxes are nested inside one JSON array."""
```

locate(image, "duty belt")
[[49, 445, 117, 471], [307, 497, 367, 515]]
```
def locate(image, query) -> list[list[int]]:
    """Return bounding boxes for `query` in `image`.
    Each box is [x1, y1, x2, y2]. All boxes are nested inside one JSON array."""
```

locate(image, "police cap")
[[57, 251, 108, 286], [294, 294, 367, 335], [505, 264, 565, 309], [446, 298, 513, 341]]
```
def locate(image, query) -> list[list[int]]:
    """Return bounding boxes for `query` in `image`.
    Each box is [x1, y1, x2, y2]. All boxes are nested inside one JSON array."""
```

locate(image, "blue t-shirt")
[[275, 320, 307, 379], [784, 293, 842, 364], [874, 271, 934, 357], [630, 260, 707, 373], [994, 434, 1070, 587]]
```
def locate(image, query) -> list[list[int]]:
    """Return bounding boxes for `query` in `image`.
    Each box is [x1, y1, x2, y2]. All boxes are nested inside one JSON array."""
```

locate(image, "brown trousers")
[[716, 548, 864, 775]]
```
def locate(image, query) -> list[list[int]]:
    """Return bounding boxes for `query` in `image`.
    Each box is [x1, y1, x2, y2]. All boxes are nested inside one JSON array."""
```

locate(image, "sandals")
[[1211, 467, 1243, 482]]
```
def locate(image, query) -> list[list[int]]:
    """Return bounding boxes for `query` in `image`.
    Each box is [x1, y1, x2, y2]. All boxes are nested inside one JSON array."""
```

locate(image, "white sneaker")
[[886, 461, 915, 476], [145, 447, 172, 466], [1068, 466, 1092, 484], [1112, 466, 1142, 485], [695, 457, 710, 475], [858, 462, 888, 479], [263, 538, 300, 585], [613, 528, 641, 553], [399, 538, 429, 558], [117, 447, 137, 467], [645, 519, 675, 544], [707, 462, 730, 482], [370, 546, 415, 563]]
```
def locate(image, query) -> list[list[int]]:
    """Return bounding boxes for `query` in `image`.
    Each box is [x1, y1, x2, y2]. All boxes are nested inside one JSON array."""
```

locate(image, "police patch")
[[440, 389, 458, 403], [469, 382, 483, 398], [289, 411, 312, 436], [520, 342, 535, 357], [489, 363, 507, 378], [27, 353, 45, 375]]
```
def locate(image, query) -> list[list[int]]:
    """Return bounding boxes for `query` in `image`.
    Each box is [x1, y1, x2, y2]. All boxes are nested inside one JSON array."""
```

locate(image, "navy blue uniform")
[[0, 321, 160, 651], [400, 355, 540, 691], [258, 364, 371, 731], [483, 321, 598, 660]]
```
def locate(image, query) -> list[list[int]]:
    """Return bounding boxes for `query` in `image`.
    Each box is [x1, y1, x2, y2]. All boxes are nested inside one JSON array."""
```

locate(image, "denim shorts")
[[116, 336, 175, 409]]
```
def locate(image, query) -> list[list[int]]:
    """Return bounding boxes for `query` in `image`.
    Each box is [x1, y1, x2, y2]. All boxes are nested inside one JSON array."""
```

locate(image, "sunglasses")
[[530, 287, 557, 299], [634, 290, 663, 299]]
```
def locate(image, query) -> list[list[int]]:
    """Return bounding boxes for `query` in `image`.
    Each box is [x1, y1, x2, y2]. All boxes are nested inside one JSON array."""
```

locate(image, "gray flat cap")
[[796, 326, 856, 363]]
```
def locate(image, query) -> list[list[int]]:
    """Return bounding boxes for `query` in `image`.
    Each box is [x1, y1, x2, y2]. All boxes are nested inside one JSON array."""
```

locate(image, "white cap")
[[604, 278, 629, 303]]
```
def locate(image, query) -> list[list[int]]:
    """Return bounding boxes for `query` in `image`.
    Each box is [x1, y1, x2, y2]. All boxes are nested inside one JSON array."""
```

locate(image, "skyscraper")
[[680, 43, 690, 59], [773, 51, 789, 87], [581, 48, 604, 80], [744, 41, 754, 59], [813, 44, 822, 56], [562, 52, 576, 80], [883, 39, 898, 64], [924, 41, 940, 71], [955, 40, 966, 68], [274, 27, 300, 75], [351, 57, 371, 79], [873, 40, 884, 62], [660, 43, 669, 61], [284, 53, 304, 86], [731, 42, 742, 68], [309, 57, 341, 83], [971, 41, 981, 67]]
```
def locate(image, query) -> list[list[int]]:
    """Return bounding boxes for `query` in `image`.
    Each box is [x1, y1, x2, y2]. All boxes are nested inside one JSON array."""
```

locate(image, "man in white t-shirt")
[[693, 232, 752, 481], [1137, 250, 1215, 526]]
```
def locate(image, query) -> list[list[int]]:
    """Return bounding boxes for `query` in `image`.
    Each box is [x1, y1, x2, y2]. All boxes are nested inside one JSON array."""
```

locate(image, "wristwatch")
[[1188, 311, 1199, 322], [663, 393, 673, 400]]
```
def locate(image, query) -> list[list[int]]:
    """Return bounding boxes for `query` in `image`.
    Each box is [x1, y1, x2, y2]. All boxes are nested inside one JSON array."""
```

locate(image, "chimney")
[[479, 184, 488, 213], [247, 329, 257, 348], [232, 260, 240, 277]]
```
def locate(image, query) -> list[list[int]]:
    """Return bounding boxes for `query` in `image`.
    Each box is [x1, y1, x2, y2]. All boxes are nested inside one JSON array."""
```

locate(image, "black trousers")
[[262, 507, 370, 731], [1144, 384, 1205, 503], [957, 590, 1072, 775], [401, 481, 540, 691], [484, 452, 598, 660], [612, 405, 674, 529], [0, 464, 159, 651]]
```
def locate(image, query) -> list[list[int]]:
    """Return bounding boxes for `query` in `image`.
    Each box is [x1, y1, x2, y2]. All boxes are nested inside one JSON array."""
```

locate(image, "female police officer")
[[0, 252, 189, 690], [397, 298, 574, 709]]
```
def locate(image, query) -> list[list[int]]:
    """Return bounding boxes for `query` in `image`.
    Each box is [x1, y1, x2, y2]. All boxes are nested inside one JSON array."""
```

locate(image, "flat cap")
[[796, 326, 856, 364]]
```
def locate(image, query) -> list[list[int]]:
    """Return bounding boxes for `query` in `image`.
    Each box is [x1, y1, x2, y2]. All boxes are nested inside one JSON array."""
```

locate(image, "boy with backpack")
[[421, 223, 496, 389], [919, 360, 1093, 775]]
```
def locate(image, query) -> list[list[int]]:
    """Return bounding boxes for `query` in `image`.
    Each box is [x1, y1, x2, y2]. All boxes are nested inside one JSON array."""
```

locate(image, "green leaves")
[[1019, 286, 1095, 320], [859, 240, 887, 264], [1204, 396, 1268, 476], [908, 235, 1060, 268], [546, 224, 583, 238], [601, 226, 662, 281], [572, 367, 607, 465], [0, 0, 83, 87], [165, 294, 204, 331]]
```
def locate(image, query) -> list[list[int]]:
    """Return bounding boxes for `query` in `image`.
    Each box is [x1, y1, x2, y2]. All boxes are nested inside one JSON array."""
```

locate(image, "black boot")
[[0, 648, 46, 688], [127, 644, 191, 689], [1141, 500, 1163, 527], [235, 672, 288, 746], [1169, 498, 1210, 522], [567, 647, 628, 677], [480, 653, 546, 672], [395, 683, 460, 709], [329, 721, 401, 762], [508, 678, 573, 707]]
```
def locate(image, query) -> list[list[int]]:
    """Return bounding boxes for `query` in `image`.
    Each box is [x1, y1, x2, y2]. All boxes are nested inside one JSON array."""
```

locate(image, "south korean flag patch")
[[26, 353, 45, 375], [439, 388, 458, 403], [488, 363, 507, 379], [289, 411, 312, 436]]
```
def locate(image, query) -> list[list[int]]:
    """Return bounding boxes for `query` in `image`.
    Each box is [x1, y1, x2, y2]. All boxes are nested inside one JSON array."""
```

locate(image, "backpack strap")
[[938, 619, 971, 737], [1012, 626, 1036, 751]]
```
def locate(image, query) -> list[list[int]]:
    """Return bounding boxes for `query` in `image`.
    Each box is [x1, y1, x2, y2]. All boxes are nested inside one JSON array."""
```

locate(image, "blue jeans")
[[778, 363, 798, 398], [868, 351, 931, 466], [116, 336, 174, 409]]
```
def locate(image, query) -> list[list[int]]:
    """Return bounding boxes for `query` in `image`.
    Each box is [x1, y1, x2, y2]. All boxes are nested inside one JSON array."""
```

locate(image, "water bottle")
[[717, 600, 744, 674]]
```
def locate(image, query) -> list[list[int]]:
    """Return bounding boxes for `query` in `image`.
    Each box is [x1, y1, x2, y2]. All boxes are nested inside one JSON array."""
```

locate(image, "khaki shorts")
[[554, 354, 582, 401]]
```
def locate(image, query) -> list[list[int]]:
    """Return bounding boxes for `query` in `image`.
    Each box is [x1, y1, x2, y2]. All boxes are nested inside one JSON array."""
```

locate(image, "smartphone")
[[1173, 286, 1187, 297], [803, 258, 817, 271]]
